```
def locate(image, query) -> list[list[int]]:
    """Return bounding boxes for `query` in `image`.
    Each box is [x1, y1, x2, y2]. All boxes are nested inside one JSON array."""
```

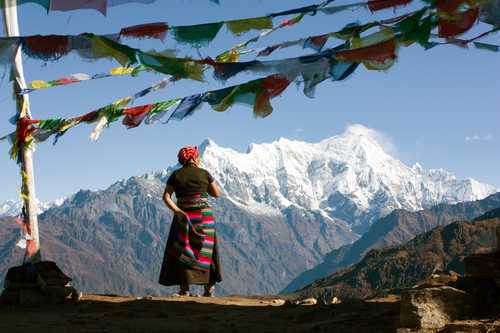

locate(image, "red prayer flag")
[[368, 0, 412, 12], [438, 7, 479, 37], [336, 39, 397, 63], [22, 35, 70, 60], [79, 111, 99, 122], [120, 22, 169, 41], [16, 117, 40, 142], [436, 0, 465, 14], [254, 75, 291, 118], [55, 77, 80, 86], [122, 104, 154, 128]]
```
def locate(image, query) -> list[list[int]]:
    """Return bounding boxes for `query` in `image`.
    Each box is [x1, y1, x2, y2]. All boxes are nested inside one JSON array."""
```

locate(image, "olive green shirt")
[[167, 163, 214, 198]]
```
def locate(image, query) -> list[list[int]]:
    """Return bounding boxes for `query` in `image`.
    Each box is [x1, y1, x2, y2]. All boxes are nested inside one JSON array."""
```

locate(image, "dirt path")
[[0, 294, 400, 333]]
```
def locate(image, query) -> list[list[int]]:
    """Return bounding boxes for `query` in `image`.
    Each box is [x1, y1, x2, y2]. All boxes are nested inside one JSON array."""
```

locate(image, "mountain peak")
[[342, 124, 377, 137], [192, 127, 497, 230], [198, 138, 217, 154]]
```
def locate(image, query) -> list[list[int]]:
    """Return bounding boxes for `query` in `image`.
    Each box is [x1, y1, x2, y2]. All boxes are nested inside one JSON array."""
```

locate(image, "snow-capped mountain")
[[0, 198, 65, 218], [0, 125, 497, 296], [198, 125, 497, 232]]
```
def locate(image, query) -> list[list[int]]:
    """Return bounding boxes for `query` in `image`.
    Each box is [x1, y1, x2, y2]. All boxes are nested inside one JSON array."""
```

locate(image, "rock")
[[0, 289, 20, 305], [2, 261, 77, 305], [19, 289, 46, 305], [44, 286, 74, 304], [330, 297, 341, 304], [439, 320, 500, 333], [4, 280, 38, 290], [271, 299, 286, 306], [464, 252, 500, 279], [297, 297, 317, 306], [399, 286, 470, 331], [34, 261, 72, 285]]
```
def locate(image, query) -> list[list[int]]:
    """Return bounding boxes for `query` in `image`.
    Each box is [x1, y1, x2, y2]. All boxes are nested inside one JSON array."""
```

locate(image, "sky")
[[0, 0, 499, 203]]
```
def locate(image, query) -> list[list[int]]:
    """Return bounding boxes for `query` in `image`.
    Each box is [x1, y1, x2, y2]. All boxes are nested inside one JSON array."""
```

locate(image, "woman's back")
[[167, 163, 214, 198]]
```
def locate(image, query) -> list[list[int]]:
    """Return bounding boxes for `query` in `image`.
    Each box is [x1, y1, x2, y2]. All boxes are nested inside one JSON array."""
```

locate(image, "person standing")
[[159, 146, 222, 297]]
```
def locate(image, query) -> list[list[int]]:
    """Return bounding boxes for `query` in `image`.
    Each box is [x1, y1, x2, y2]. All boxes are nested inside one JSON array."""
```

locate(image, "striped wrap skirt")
[[159, 193, 222, 286]]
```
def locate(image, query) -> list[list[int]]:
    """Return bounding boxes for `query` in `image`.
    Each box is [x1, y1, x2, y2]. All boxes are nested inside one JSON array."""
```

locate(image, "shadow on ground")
[[0, 295, 399, 333]]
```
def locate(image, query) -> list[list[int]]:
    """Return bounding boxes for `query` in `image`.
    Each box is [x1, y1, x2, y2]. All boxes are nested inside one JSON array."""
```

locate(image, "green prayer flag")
[[38, 118, 64, 130], [395, 8, 434, 46], [150, 99, 182, 115], [226, 17, 273, 35], [138, 52, 204, 81], [19, 0, 50, 11], [172, 22, 224, 46], [89, 35, 138, 66], [207, 79, 262, 112], [474, 42, 500, 52]]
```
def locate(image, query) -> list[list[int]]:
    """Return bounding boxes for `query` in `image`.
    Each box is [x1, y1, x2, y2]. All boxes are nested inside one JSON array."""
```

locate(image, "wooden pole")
[[2, 0, 41, 262]]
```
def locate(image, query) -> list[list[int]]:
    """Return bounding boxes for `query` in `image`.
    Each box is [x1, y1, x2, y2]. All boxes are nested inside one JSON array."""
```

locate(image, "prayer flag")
[[51, 0, 107, 16]]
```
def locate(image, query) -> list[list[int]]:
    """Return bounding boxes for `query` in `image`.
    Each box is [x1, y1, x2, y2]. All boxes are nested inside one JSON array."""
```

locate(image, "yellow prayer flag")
[[109, 67, 134, 75], [29, 80, 51, 89]]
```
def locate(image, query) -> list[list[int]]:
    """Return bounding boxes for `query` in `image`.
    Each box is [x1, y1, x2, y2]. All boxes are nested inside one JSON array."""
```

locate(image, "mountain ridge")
[[283, 192, 500, 293], [294, 213, 500, 301], [1, 128, 498, 295]]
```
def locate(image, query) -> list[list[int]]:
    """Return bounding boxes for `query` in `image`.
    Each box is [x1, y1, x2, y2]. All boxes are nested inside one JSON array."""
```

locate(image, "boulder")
[[1, 261, 77, 305], [19, 289, 46, 305], [399, 286, 470, 331], [297, 297, 317, 305]]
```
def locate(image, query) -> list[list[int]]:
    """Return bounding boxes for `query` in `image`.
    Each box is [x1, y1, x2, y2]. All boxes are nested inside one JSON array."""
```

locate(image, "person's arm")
[[208, 181, 221, 198], [163, 185, 187, 218]]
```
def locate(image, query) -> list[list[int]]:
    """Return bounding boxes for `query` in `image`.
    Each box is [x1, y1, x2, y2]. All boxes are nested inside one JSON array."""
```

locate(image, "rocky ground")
[[0, 294, 498, 333], [0, 294, 400, 333]]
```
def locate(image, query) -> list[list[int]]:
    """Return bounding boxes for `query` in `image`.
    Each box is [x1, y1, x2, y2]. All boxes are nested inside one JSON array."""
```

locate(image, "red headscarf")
[[177, 146, 199, 165]]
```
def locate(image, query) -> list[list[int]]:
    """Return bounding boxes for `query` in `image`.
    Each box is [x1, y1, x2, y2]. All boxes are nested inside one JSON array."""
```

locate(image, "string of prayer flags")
[[207, 29, 401, 83], [1, 0, 359, 56], [19, 74, 293, 146], [21, 66, 149, 95], [254, 9, 424, 58], [0, 0, 443, 71], [19, 9, 430, 95]]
